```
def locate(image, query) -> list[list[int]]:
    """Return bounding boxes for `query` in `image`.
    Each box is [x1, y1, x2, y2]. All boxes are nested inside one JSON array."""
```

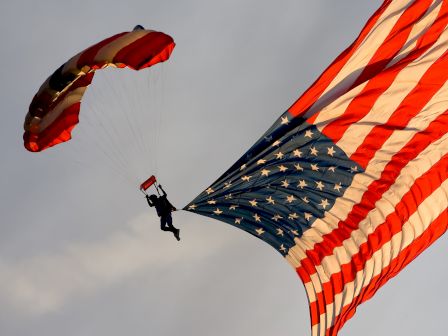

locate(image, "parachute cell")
[[23, 27, 175, 152]]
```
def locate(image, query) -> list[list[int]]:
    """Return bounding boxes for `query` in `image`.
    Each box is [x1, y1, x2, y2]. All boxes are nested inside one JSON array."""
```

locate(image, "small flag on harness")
[[140, 175, 157, 192]]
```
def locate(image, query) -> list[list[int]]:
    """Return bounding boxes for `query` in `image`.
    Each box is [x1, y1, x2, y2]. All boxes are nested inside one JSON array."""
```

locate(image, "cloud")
[[0, 212, 232, 315]]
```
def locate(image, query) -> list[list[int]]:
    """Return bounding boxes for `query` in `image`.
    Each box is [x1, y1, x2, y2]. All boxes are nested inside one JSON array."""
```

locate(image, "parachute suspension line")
[[139, 67, 163, 175], [83, 94, 135, 175], [155, 65, 165, 174], [98, 69, 144, 179], [148, 65, 165, 175], [110, 70, 149, 161], [73, 105, 136, 185], [76, 83, 141, 185], [118, 68, 155, 174], [141, 68, 159, 172], [69, 121, 135, 186]]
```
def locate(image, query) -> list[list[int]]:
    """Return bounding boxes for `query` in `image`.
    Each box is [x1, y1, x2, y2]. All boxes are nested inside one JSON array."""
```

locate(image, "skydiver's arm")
[[158, 184, 167, 197], [146, 195, 154, 207]]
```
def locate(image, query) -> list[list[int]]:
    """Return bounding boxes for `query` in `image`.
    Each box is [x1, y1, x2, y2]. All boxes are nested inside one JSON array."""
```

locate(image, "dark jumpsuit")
[[146, 192, 177, 234]]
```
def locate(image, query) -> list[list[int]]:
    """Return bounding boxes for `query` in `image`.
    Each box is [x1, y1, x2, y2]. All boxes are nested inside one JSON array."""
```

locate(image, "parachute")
[[23, 25, 175, 152], [185, 1, 448, 335]]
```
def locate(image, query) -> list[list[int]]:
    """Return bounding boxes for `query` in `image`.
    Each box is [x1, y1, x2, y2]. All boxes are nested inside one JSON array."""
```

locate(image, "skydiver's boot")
[[174, 228, 180, 241]]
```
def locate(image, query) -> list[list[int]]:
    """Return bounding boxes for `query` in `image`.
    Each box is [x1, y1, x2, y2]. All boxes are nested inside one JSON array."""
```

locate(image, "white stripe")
[[287, 83, 448, 268], [338, 24, 448, 157], [38, 87, 86, 132], [306, 179, 448, 332], [312, 131, 448, 282], [386, 0, 442, 67], [303, 0, 414, 119], [313, 15, 448, 144], [94, 30, 150, 63]]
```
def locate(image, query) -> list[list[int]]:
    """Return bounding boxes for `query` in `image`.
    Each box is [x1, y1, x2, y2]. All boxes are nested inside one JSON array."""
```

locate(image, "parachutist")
[[146, 185, 180, 241]]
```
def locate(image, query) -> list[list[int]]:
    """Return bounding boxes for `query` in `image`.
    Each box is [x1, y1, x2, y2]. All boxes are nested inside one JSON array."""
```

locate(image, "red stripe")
[[348, 0, 433, 89], [306, 153, 448, 322], [287, 0, 392, 118], [24, 103, 80, 152], [23, 72, 94, 152], [113, 31, 175, 70], [325, 209, 448, 336], [76, 32, 127, 69], [297, 111, 448, 280], [351, 49, 448, 168], [321, 0, 447, 143]]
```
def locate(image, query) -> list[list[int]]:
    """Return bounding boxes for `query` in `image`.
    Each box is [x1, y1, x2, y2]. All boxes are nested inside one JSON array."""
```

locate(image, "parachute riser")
[[154, 181, 162, 196]]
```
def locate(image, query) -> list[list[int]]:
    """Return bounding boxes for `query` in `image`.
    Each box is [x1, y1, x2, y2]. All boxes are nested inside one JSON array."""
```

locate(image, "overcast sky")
[[1, 1, 447, 335]]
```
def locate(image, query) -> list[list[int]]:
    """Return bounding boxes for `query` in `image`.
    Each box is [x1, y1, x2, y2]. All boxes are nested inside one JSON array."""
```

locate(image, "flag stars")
[[280, 244, 287, 253], [261, 169, 271, 177], [255, 227, 265, 235], [328, 166, 336, 173], [302, 196, 310, 203], [350, 166, 359, 173], [272, 140, 282, 147], [288, 212, 299, 220], [224, 194, 233, 200], [249, 199, 258, 207], [293, 149, 303, 157], [266, 196, 275, 205], [319, 199, 330, 209], [286, 195, 296, 203], [234, 218, 242, 224], [298, 180, 308, 189], [205, 187, 214, 195], [276, 228, 284, 236], [278, 165, 288, 172], [257, 159, 267, 165], [281, 179, 290, 188], [274, 151, 285, 159], [188, 204, 197, 210], [304, 212, 312, 221], [305, 129, 314, 138], [334, 183, 342, 192], [253, 213, 261, 222], [291, 229, 299, 236], [311, 163, 320, 171], [315, 181, 325, 191], [294, 163, 304, 171], [229, 204, 239, 210], [310, 147, 319, 156], [207, 199, 217, 205], [327, 146, 336, 156], [241, 175, 252, 182], [240, 164, 247, 171], [213, 208, 223, 215], [280, 115, 289, 125], [272, 214, 283, 221]]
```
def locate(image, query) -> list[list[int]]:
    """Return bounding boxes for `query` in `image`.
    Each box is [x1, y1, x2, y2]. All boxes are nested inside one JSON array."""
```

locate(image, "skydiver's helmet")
[[133, 25, 145, 31], [149, 194, 158, 202]]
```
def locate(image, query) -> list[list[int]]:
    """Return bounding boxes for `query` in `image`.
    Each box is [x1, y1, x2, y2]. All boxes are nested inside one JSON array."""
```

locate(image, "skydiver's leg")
[[160, 216, 173, 232], [163, 214, 180, 241]]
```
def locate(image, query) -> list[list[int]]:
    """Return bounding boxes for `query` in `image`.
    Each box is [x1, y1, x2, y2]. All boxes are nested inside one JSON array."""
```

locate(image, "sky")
[[1, 0, 447, 335]]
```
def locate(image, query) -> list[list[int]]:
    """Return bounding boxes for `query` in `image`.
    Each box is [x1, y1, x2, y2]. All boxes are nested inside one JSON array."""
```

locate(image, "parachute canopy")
[[24, 26, 175, 152], [185, 1, 448, 335]]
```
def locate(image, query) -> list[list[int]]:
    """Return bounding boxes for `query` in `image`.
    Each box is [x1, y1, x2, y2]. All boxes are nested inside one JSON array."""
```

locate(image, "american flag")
[[185, 0, 448, 335]]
